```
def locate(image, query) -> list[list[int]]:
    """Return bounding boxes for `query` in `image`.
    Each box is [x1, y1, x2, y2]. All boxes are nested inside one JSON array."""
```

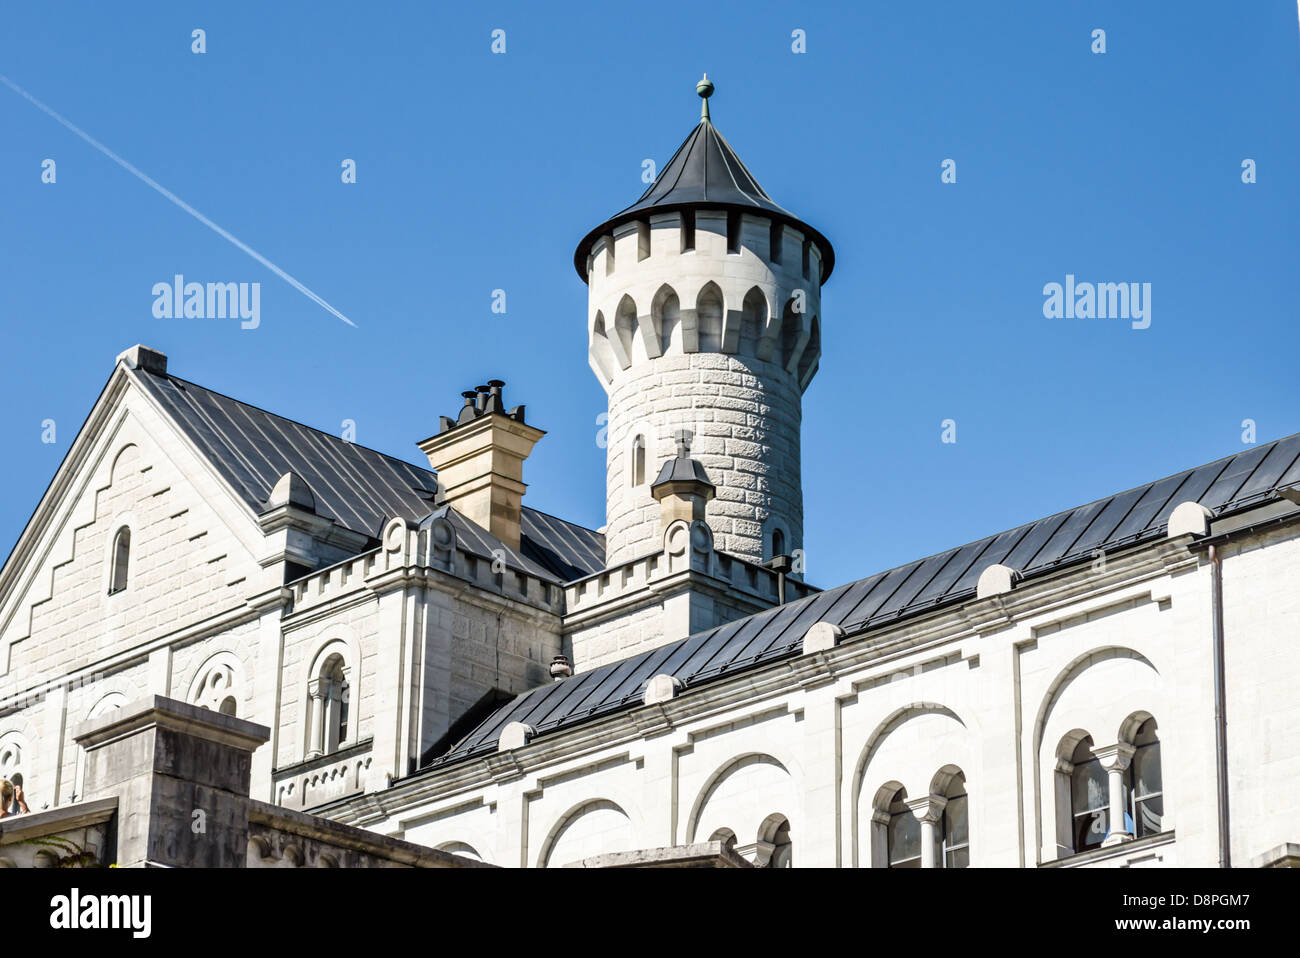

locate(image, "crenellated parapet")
[[585, 210, 823, 393]]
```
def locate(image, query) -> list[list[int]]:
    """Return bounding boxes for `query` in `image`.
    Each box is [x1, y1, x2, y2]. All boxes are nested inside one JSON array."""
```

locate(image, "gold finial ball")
[[696, 73, 714, 99]]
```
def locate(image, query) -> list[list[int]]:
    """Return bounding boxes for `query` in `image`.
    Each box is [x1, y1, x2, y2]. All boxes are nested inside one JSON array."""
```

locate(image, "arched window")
[[708, 827, 737, 851], [304, 640, 357, 760], [328, 656, 350, 749], [940, 775, 969, 868], [631, 434, 645, 487], [772, 528, 786, 558], [1070, 737, 1109, 853], [768, 818, 792, 868], [886, 788, 921, 868], [1128, 718, 1163, 838], [108, 527, 130, 594]]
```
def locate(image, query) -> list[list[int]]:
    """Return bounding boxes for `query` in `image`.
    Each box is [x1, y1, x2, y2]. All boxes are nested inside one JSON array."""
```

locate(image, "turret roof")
[[573, 78, 835, 282]]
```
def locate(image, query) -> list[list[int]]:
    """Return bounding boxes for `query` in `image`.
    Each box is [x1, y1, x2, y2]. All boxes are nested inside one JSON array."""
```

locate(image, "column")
[[907, 794, 948, 869], [1092, 743, 1136, 847], [306, 678, 327, 760]]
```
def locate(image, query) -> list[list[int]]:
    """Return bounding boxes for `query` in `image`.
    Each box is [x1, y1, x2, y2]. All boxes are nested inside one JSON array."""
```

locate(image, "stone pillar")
[[74, 695, 269, 868], [907, 794, 947, 869], [798, 688, 840, 867], [1093, 743, 1136, 847], [306, 678, 326, 760], [38, 685, 67, 807], [248, 595, 289, 802]]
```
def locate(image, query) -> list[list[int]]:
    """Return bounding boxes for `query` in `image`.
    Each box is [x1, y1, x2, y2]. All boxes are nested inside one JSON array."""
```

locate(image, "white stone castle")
[[2, 79, 1298, 869]]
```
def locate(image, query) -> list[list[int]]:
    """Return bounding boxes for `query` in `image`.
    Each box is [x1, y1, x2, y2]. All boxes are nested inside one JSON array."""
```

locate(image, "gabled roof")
[[129, 367, 605, 582], [573, 114, 834, 282], [426, 432, 1300, 768]]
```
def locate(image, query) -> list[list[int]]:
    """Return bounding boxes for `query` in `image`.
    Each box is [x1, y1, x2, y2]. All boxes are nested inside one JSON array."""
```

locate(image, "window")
[[327, 656, 350, 750], [941, 790, 969, 868], [887, 790, 921, 868], [1070, 737, 1109, 853], [306, 645, 354, 760], [768, 818, 792, 869], [631, 435, 645, 487], [108, 527, 130, 594], [680, 210, 695, 252], [772, 528, 786, 558], [1128, 719, 1163, 838]]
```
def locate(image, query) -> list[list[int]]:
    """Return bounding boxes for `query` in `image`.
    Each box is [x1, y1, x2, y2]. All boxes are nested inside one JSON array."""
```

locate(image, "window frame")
[[107, 525, 131, 595]]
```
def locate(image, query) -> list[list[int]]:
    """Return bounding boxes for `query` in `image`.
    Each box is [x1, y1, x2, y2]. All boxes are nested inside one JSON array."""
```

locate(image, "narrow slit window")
[[632, 435, 646, 487], [772, 528, 786, 557], [108, 527, 130, 594], [681, 210, 696, 252], [727, 211, 742, 253]]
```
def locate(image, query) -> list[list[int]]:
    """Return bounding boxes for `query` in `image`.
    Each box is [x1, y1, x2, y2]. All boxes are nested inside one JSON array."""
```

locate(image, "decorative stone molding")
[[115, 344, 168, 375], [642, 673, 683, 705], [976, 563, 1019, 599], [1166, 500, 1213, 539], [266, 471, 316, 512], [381, 517, 411, 570], [802, 621, 844, 654], [426, 515, 456, 572], [498, 722, 535, 752]]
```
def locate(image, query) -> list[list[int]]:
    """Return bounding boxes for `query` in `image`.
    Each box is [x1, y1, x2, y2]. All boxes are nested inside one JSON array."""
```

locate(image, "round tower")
[[575, 76, 834, 566]]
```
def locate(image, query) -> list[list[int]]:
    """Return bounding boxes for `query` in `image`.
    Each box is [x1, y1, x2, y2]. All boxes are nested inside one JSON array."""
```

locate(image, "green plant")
[[20, 834, 103, 868]]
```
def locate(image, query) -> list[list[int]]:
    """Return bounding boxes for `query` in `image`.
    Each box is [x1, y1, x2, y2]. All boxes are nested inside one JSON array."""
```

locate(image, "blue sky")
[[1, 1, 1297, 584]]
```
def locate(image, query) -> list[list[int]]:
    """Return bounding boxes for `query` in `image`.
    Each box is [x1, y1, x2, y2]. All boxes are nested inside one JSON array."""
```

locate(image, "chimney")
[[418, 381, 544, 549], [650, 430, 715, 528]]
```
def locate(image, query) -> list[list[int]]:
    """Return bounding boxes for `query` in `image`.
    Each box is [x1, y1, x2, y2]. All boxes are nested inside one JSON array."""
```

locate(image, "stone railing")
[[0, 796, 117, 867], [273, 739, 373, 811]]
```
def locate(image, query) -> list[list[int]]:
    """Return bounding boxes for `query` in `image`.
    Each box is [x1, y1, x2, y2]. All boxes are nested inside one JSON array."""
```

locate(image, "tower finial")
[[696, 73, 714, 122]]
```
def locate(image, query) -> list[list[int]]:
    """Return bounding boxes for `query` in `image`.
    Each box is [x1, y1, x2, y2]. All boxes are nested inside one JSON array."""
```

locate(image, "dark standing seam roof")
[[427, 433, 1300, 769], [131, 368, 605, 578], [573, 119, 835, 282]]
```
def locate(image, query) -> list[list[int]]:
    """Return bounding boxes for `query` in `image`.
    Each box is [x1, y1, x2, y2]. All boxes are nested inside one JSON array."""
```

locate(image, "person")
[[0, 779, 29, 818]]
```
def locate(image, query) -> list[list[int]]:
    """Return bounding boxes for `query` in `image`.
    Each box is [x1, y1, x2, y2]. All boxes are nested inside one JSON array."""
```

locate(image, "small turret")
[[650, 430, 715, 529]]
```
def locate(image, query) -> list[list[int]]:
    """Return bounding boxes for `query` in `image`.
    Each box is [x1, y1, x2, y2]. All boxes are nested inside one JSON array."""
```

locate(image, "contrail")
[[0, 74, 357, 328]]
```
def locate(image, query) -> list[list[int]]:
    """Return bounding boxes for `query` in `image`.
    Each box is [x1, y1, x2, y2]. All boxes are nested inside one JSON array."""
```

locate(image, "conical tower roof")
[[574, 76, 834, 283]]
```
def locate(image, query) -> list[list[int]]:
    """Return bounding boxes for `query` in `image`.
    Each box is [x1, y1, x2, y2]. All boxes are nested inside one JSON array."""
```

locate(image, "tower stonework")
[[576, 77, 834, 566]]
